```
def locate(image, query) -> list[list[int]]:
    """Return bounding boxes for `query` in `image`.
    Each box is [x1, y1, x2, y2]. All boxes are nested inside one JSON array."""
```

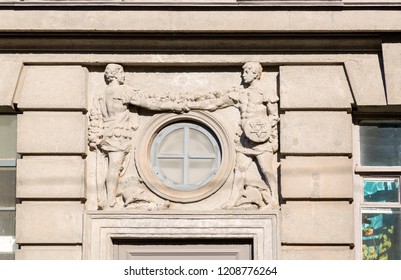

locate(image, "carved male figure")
[[188, 62, 279, 208], [89, 64, 188, 209], [89, 64, 139, 208]]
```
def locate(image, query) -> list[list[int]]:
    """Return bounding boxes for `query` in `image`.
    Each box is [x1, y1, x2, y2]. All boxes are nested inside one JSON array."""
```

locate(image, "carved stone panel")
[[87, 62, 280, 211]]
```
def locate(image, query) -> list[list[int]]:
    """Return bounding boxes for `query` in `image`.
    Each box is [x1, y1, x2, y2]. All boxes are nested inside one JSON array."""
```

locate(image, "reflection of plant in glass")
[[362, 226, 394, 260]]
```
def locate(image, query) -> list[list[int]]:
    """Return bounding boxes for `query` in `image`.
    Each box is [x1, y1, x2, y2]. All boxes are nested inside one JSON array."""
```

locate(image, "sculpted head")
[[241, 62, 263, 85], [104, 63, 125, 85]]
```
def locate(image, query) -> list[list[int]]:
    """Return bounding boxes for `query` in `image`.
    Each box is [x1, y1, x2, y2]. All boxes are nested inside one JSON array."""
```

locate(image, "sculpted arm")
[[187, 90, 238, 111], [127, 90, 188, 113], [267, 100, 279, 126]]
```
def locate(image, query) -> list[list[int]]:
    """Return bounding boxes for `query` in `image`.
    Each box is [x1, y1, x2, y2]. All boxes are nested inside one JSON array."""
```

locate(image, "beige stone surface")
[[2, 10, 401, 32], [281, 202, 354, 244], [382, 42, 401, 105], [17, 66, 87, 110], [16, 201, 83, 244], [84, 211, 279, 260], [280, 65, 352, 110], [280, 111, 352, 155], [281, 157, 353, 199], [15, 246, 82, 260], [0, 53, 380, 65], [0, 62, 22, 112], [281, 246, 354, 260], [16, 156, 85, 199], [344, 56, 386, 106], [17, 111, 87, 155]]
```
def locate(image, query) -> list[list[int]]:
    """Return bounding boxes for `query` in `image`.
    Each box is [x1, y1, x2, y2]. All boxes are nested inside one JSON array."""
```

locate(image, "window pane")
[[188, 159, 215, 185], [364, 178, 399, 203], [158, 128, 184, 154], [0, 211, 15, 236], [362, 211, 401, 260], [360, 121, 401, 166], [0, 115, 17, 159], [157, 159, 183, 185], [189, 128, 214, 154], [0, 167, 16, 208]]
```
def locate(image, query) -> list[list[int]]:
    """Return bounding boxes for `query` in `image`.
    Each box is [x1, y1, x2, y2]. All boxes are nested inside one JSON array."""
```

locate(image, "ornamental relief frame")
[[87, 62, 280, 212]]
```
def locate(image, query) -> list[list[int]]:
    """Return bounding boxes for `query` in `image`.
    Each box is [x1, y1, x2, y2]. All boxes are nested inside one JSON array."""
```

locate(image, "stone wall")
[[14, 66, 88, 260], [0, 3, 399, 260]]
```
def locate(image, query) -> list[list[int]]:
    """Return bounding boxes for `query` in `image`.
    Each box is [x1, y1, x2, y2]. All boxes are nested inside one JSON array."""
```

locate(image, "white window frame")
[[0, 114, 18, 259], [135, 111, 235, 203], [150, 122, 221, 191], [354, 117, 401, 260]]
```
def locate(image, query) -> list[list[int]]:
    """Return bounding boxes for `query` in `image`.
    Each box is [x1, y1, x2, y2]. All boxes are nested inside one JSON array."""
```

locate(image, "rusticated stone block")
[[16, 246, 82, 260], [17, 112, 86, 155], [382, 42, 401, 105], [280, 65, 352, 110], [0, 62, 23, 112], [16, 202, 83, 244], [344, 56, 386, 106], [281, 246, 354, 260], [281, 202, 354, 244], [281, 156, 353, 199], [17, 66, 87, 110], [280, 111, 352, 155], [17, 156, 85, 199]]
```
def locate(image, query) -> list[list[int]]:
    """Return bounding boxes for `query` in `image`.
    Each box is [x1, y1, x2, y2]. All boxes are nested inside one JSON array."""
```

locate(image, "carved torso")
[[238, 89, 267, 120]]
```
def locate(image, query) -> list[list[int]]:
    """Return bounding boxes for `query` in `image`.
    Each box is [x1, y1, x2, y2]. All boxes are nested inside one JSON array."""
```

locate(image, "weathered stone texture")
[[17, 66, 87, 110], [382, 42, 401, 105], [281, 157, 353, 199], [280, 65, 352, 110], [16, 202, 83, 244], [17, 112, 87, 155], [0, 62, 22, 112], [3, 10, 401, 32], [281, 246, 354, 260], [16, 246, 82, 260], [280, 111, 352, 155], [344, 56, 386, 106], [16, 157, 85, 199], [281, 202, 354, 244]]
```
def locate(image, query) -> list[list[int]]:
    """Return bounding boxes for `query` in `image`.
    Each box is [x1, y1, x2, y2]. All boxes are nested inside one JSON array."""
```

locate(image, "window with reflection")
[[0, 115, 17, 260], [359, 120, 401, 260]]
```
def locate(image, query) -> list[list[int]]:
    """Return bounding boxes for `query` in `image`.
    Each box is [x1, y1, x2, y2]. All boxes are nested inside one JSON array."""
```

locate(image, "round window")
[[136, 111, 234, 203], [150, 123, 221, 191]]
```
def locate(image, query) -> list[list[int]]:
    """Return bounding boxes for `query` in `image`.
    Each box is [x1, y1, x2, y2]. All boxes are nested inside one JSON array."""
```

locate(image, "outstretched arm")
[[127, 90, 188, 113], [187, 90, 237, 111]]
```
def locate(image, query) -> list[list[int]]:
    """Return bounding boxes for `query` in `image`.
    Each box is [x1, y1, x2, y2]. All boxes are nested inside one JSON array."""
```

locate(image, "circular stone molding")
[[135, 111, 235, 203]]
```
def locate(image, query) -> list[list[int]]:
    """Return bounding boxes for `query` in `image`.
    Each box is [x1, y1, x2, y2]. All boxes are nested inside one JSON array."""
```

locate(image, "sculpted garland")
[[88, 62, 279, 210]]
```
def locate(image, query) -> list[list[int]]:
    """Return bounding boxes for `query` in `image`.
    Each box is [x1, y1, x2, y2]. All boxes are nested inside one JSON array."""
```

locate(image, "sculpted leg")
[[256, 152, 278, 207], [224, 152, 252, 208], [106, 151, 126, 208]]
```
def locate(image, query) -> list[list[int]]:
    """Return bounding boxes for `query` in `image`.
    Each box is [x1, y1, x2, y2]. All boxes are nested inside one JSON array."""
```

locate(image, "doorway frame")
[[83, 211, 280, 260]]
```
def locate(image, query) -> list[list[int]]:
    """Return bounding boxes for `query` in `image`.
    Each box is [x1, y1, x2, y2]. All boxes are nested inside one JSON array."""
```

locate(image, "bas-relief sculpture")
[[88, 62, 279, 210]]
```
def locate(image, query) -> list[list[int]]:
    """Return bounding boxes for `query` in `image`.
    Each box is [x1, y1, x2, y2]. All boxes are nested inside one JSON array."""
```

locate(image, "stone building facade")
[[1, 0, 401, 260]]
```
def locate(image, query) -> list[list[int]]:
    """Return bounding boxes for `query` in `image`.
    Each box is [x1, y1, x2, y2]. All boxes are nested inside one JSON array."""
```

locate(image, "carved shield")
[[243, 117, 271, 143]]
